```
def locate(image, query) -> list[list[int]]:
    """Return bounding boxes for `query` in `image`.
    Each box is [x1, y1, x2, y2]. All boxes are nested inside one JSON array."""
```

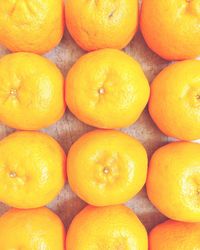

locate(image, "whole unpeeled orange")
[[147, 141, 200, 222], [66, 205, 148, 250], [67, 129, 148, 206], [65, 0, 138, 51], [0, 52, 66, 130], [0, 131, 66, 209], [140, 0, 200, 60], [149, 60, 200, 140], [66, 49, 150, 129], [149, 220, 200, 250], [0, 207, 65, 249], [0, 0, 64, 54]]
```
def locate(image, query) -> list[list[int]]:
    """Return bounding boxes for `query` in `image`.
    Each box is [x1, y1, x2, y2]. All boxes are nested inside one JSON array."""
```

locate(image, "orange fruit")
[[149, 220, 200, 250], [0, 0, 64, 54], [0, 131, 66, 209], [140, 0, 200, 60], [149, 60, 200, 141], [147, 141, 200, 222], [66, 205, 148, 250], [66, 49, 150, 129], [67, 129, 148, 206], [0, 52, 66, 130], [65, 0, 138, 51], [0, 207, 65, 249]]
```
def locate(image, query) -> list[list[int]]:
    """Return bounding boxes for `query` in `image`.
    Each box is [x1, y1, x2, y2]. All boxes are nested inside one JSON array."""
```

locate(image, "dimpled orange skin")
[[140, 0, 200, 61], [65, 0, 138, 51], [0, 207, 65, 250], [67, 130, 148, 206], [0, 52, 66, 130], [149, 60, 200, 141], [0, 131, 66, 209], [149, 220, 200, 250], [66, 205, 148, 250], [66, 49, 150, 129], [0, 0, 64, 54], [147, 142, 200, 222]]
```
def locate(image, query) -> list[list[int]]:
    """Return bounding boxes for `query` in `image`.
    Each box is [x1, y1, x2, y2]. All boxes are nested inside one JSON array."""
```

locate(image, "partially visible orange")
[[0, 207, 65, 249], [149, 60, 200, 141], [147, 141, 200, 222], [149, 220, 200, 250], [67, 129, 148, 206], [0, 131, 66, 209], [65, 0, 138, 51], [66, 49, 150, 129], [0, 0, 64, 54], [140, 0, 200, 60], [0, 52, 66, 130], [66, 205, 148, 250]]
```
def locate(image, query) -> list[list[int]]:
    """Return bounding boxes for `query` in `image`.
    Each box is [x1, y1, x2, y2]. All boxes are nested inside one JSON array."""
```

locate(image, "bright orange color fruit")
[[66, 49, 150, 129], [149, 220, 200, 250], [67, 130, 148, 206], [0, 52, 66, 130], [0, 131, 66, 209], [0, 0, 64, 54], [66, 205, 148, 250], [147, 142, 200, 222], [149, 60, 200, 141], [140, 0, 200, 60], [0, 207, 65, 249], [65, 0, 138, 51]]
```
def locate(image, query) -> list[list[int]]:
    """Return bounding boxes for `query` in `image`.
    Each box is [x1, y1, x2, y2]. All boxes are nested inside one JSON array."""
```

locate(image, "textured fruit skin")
[[140, 0, 200, 60], [0, 131, 66, 209], [65, 0, 138, 51], [0, 0, 64, 54], [149, 220, 200, 250], [149, 60, 200, 141], [66, 205, 148, 250], [0, 207, 65, 250], [66, 49, 150, 129], [147, 142, 200, 222], [67, 129, 148, 206], [0, 52, 66, 130]]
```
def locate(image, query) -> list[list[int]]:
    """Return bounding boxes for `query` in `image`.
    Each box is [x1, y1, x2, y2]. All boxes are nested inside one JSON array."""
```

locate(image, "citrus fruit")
[[66, 49, 150, 129], [66, 205, 148, 250], [149, 60, 200, 140], [149, 220, 200, 250], [67, 129, 148, 206], [147, 141, 200, 222], [0, 52, 66, 130], [0, 0, 64, 54], [0, 207, 65, 250], [0, 131, 66, 209], [140, 0, 200, 60], [65, 0, 138, 51]]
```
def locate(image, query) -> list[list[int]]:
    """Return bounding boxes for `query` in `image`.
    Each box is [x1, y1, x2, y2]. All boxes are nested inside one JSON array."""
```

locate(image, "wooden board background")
[[0, 1, 172, 232]]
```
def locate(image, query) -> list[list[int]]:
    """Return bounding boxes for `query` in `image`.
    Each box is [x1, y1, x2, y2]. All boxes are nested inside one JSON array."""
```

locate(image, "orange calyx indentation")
[[9, 171, 17, 178], [10, 88, 18, 97], [98, 87, 105, 95]]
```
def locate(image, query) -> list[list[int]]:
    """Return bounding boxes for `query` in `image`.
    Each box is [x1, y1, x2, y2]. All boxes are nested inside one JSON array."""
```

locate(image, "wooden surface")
[[0, 5, 171, 232]]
